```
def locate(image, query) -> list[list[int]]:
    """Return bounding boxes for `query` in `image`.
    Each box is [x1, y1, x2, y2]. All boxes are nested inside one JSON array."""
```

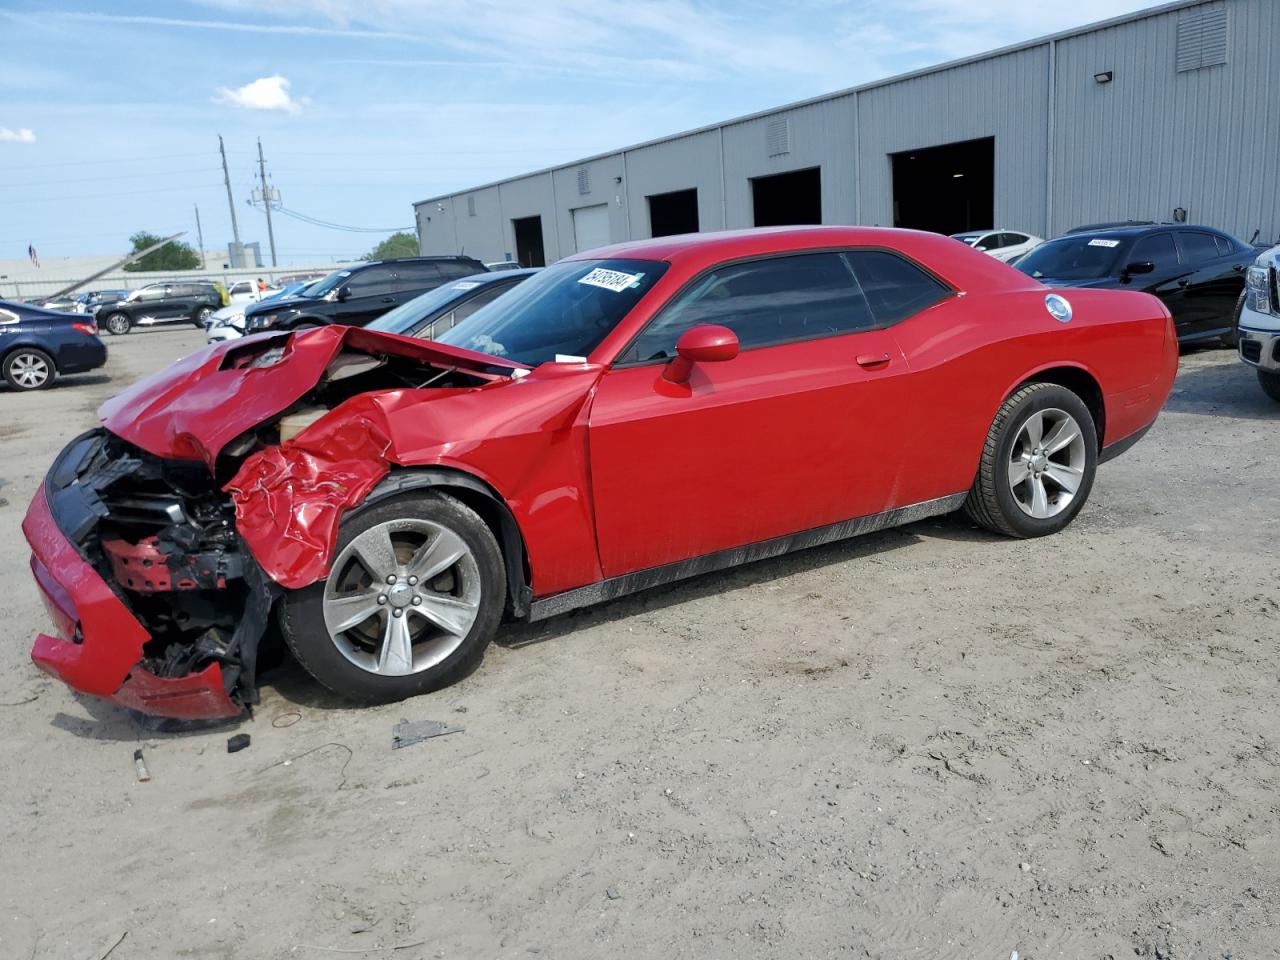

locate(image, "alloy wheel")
[[9, 352, 50, 389], [322, 518, 482, 676], [1007, 407, 1087, 519], [106, 314, 129, 335]]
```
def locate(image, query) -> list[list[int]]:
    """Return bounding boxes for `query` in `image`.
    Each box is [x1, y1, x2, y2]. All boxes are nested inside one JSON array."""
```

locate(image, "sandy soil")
[[0, 328, 1275, 960]]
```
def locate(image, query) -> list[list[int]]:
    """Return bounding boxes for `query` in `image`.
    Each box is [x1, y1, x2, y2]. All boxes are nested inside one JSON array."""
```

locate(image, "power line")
[[273, 205, 413, 233], [6, 167, 223, 188], [0, 151, 217, 170]]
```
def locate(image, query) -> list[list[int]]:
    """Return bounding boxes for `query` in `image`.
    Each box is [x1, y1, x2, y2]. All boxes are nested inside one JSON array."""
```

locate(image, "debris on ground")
[[391, 719, 464, 749], [272, 711, 303, 728], [227, 733, 251, 753], [606, 887, 621, 900], [133, 749, 150, 783]]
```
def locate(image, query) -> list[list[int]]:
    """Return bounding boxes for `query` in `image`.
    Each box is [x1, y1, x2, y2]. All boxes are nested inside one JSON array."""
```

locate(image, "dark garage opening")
[[648, 188, 700, 237], [512, 215, 546, 267], [891, 137, 994, 235], [751, 167, 822, 227]]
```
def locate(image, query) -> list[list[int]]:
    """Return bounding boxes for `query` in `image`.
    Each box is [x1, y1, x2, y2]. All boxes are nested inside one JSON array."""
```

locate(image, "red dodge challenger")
[[23, 227, 1178, 720]]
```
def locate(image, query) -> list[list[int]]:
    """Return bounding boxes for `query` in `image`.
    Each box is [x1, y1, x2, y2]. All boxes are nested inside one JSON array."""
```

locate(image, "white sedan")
[[951, 230, 1042, 263]]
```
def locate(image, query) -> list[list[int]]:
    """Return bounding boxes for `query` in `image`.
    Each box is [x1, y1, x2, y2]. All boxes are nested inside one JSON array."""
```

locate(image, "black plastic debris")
[[392, 719, 464, 749], [227, 733, 251, 753]]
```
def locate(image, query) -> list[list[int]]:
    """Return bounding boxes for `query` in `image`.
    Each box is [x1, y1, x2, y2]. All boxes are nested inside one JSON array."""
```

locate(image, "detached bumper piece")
[[23, 430, 272, 721]]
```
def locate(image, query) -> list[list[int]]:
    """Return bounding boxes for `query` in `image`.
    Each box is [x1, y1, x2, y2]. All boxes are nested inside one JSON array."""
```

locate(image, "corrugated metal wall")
[[416, 0, 1279, 263], [1051, 0, 1279, 239], [856, 45, 1051, 234]]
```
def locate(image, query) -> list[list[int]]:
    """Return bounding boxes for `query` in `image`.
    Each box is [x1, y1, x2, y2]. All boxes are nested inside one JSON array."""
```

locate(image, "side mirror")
[[1123, 260, 1155, 276], [336, 286, 352, 302], [664, 324, 739, 384]]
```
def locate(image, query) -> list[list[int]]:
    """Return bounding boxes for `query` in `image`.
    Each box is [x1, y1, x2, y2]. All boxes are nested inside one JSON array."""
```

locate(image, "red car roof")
[[567, 225, 1041, 293]]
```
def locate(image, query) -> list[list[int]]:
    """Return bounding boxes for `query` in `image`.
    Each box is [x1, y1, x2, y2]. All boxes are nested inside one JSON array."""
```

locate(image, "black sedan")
[[348, 268, 539, 339], [1015, 223, 1258, 345], [0, 300, 108, 391]]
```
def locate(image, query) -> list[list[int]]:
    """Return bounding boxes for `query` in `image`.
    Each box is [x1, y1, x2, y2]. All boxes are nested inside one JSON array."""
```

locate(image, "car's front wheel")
[[103, 312, 131, 335], [280, 491, 506, 703], [1259, 369, 1280, 403], [195, 306, 212, 327], [3, 348, 55, 390], [964, 382, 1098, 538]]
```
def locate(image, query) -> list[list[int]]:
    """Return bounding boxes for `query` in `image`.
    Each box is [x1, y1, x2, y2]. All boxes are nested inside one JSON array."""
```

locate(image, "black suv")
[[241, 256, 487, 333], [97, 281, 222, 336], [1016, 223, 1258, 345]]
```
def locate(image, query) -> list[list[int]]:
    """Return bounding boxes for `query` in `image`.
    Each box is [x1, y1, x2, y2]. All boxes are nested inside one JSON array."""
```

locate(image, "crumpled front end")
[[25, 329, 526, 719], [24, 430, 271, 720]]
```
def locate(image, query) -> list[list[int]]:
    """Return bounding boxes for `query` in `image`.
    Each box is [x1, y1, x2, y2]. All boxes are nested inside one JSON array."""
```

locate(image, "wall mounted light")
[[1094, 71, 1114, 84], [1173, 207, 1187, 222], [952, 173, 965, 179]]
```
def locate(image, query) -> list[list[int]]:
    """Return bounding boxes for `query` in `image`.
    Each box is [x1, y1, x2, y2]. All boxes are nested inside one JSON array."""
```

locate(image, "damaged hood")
[[99, 325, 527, 467]]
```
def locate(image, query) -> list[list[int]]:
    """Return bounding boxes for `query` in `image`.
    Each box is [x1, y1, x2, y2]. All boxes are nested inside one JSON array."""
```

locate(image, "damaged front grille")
[[46, 429, 276, 709]]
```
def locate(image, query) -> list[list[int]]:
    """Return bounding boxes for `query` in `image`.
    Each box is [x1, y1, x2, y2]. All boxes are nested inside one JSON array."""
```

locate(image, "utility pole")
[[257, 138, 278, 267], [193, 204, 206, 269], [219, 135, 244, 267]]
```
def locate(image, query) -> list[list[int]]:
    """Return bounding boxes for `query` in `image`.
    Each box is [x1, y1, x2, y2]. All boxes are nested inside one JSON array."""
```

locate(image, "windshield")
[[306, 269, 353, 297], [366, 280, 489, 334], [435, 259, 668, 366], [1016, 235, 1128, 281]]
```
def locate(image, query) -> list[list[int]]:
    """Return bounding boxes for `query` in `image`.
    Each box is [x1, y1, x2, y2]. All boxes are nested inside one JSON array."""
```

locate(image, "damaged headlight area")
[[45, 430, 278, 714]]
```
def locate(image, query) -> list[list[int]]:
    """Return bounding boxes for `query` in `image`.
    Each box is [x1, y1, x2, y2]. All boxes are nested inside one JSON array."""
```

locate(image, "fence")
[[0, 264, 353, 302]]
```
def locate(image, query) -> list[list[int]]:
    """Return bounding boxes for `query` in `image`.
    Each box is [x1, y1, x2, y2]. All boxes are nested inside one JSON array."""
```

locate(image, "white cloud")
[[214, 75, 308, 114], [0, 127, 37, 143]]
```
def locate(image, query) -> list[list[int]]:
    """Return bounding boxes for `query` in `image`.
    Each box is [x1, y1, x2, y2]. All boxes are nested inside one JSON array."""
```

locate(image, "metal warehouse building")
[[415, 0, 1278, 266]]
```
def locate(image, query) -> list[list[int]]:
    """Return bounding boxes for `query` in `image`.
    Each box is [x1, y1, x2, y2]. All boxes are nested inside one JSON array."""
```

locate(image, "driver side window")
[[1130, 233, 1179, 271], [625, 252, 875, 362], [344, 266, 397, 298]]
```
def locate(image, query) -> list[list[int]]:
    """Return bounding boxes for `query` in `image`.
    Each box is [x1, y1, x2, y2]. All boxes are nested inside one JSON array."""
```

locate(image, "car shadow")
[[0, 373, 111, 393], [495, 516, 987, 651], [1165, 356, 1279, 421]]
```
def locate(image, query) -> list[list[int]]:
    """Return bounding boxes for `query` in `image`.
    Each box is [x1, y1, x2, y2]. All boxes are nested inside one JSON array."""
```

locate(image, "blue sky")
[[1, 0, 1153, 265]]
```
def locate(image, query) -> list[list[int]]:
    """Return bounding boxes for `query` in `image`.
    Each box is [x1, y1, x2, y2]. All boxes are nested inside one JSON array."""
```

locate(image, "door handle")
[[856, 353, 891, 369], [381, 296, 396, 303], [1177, 279, 1190, 288]]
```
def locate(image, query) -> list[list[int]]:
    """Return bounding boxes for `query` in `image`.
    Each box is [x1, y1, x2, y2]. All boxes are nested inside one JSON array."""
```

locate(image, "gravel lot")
[[0, 328, 1276, 960]]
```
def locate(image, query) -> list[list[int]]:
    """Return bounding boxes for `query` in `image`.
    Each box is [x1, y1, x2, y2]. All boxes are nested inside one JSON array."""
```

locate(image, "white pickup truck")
[[1240, 245, 1280, 402]]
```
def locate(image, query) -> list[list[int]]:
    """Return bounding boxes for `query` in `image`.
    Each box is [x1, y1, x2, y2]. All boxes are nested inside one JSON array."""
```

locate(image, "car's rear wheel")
[[1221, 291, 1245, 348], [280, 491, 505, 703], [3, 348, 55, 390], [1259, 369, 1280, 403], [103, 312, 131, 335], [964, 382, 1098, 538]]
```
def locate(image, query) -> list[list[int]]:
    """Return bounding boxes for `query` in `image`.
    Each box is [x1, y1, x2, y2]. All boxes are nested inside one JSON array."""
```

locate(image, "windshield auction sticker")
[[1087, 239, 1120, 247], [578, 268, 644, 292]]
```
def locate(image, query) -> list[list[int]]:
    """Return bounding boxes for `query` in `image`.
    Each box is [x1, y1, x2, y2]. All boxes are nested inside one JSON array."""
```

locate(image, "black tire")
[[1221, 291, 1244, 348], [963, 382, 1098, 538], [103, 312, 131, 336], [2, 347, 56, 391], [1259, 369, 1280, 403], [194, 306, 212, 327], [280, 490, 505, 704]]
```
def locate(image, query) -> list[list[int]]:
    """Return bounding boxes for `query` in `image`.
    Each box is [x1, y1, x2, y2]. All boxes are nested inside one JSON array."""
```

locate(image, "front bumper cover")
[[23, 467, 242, 721]]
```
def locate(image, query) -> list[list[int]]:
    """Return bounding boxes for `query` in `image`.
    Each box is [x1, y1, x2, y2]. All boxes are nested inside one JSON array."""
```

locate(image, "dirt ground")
[[0, 327, 1275, 960]]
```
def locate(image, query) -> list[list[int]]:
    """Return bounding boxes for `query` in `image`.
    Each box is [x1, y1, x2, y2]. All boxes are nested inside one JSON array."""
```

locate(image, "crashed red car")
[[23, 226, 1178, 719]]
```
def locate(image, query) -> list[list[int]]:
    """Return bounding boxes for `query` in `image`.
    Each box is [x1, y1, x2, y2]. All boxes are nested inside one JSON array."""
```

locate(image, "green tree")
[[364, 231, 420, 261], [122, 231, 201, 272]]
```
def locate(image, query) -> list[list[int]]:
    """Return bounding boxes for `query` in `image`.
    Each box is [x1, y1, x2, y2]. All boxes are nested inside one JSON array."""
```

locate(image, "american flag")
[[28, 244, 39, 268]]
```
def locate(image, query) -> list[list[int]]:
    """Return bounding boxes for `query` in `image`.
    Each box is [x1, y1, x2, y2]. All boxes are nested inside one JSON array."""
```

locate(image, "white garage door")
[[572, 203, 611, 253]]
